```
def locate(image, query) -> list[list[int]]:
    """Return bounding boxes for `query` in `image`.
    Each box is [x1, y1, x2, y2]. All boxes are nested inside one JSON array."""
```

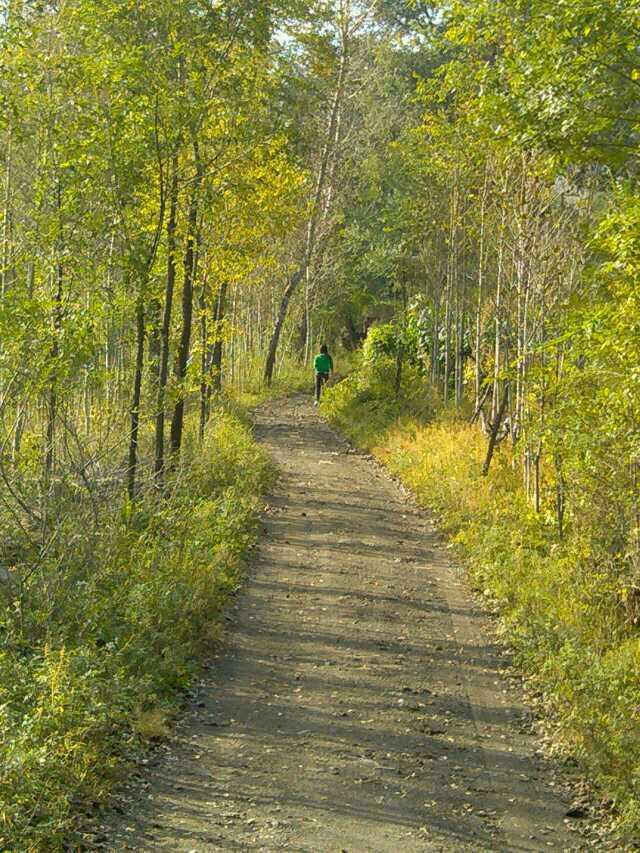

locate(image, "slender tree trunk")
[[83, 370, 91, 434], [483, 386, 509, 476], [305, 295, 313, 366], [516, 250, 531, 446], [453, 191, 464, 407], [631, 458, 640, 573], [264, 268, 305, 384], [475, 163, 489, 409], [170, 145, 202, 458], [455, 312, 464, 407], [554, 451, 566, 539], [44, 299, 60, 486], [395, 272, 408, 398], [513, 163, 530, 446], [443, 285, 452, 403], [492, 201, 506, 421], [154, 158, 179, 482], [211, 281, 228, 395], [45, 183, 64, 488], [553, 344, 566, 538], [430, 267, 441, 386], [533, 441, 542, 513], [199, 279, 209, 443], [444, 181, 457, 403], [105, 234, 116, 414], [147, 297, 162, 382], [230, 285, 238, 385], [1, 123, 14, 296], [296, 307, 308, 361], [127, 295, 145, 501], [395, 338, 403, 398], [13, 260, 35, 460]]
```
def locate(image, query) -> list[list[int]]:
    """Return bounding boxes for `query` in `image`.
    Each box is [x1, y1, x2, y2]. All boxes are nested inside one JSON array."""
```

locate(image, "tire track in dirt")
[[104, 395, 585, 851]]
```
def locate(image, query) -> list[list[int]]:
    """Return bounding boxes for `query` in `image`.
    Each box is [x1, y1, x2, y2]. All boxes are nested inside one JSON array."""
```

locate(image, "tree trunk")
[[443, 182, 457, 403], [455, 310, 464, 407], [147, 297, 162, 383], [229, 286, 237, 385], [1, 123, 14, 296], [45, 184, 64, 488], [475, 163, 489, 410], [211, 281, 228, 395], [554, 452, 566, 539], [296, 299, 309, 362], [443, 288, 452, 403], [127, 296, 145, 501], [430, 268, 441, 386], [154, 159, 179, 482], [199, 279, 209, 443], [491, 202, 506, 421], [14, 260, 36, 460], [395, 340, 403, 398], [170, 146, 202, 458], [482, 386, 509, 477], [264, 268, 304, 384], [533, 442, 542, 513]]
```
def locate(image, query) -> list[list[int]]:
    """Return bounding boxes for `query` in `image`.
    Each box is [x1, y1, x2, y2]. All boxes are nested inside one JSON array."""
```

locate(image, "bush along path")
[[0, 412, 274, 852], [104, 396, 594, 851]]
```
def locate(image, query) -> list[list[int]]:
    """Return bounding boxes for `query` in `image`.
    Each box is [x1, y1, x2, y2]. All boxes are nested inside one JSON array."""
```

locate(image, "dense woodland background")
[[1, 0, 640, 846]]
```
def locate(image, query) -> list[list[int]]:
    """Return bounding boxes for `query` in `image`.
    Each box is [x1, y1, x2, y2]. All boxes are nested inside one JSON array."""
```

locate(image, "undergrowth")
[[230, 356, 314, 409], [322, 353, 640, 839], [0, 410, 273, 851], [230, 350, 356, 409]]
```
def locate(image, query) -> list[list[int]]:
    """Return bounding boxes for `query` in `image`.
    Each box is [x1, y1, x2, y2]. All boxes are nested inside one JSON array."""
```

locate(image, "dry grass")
[[134, 708, 170, 740]]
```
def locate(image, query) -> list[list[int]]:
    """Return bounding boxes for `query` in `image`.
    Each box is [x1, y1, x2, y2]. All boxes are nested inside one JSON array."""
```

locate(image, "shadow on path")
[[103, 394, 582, 852]]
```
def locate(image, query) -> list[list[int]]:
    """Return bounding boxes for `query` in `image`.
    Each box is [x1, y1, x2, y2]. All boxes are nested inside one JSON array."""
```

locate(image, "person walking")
[[313, 344, 333, 405]]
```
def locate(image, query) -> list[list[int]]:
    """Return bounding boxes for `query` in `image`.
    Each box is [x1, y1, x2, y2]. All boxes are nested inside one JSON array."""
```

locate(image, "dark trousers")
[[315, 372, 329, 402]]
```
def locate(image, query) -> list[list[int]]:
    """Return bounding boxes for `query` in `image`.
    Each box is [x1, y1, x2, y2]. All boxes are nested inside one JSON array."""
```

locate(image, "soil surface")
[[105, 395, 587, 851]]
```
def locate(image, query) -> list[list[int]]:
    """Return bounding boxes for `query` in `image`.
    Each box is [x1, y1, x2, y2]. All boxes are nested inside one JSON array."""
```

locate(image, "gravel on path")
[[104, 395, 588, 852]]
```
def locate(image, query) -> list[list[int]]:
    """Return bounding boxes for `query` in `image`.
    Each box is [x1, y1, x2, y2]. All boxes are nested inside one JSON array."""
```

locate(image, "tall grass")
[[0, 410, 274, 850], [230, 355, 313, 409], [322, 358, 640, 837]]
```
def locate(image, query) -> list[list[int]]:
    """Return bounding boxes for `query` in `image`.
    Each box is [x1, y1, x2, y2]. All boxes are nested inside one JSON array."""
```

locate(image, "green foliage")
[[321, 339, 439, 449], [0, 411, 272, 850], [362, 318, 431, 372], [322, 0, 640, 838], [361, 323, 399, 363]]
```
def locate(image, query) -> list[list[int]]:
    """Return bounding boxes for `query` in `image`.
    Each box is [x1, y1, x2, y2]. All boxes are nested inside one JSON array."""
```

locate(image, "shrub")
[[0, 411, 272, 850], [361, 323, 399, 364], [321, 348, 438, 449]]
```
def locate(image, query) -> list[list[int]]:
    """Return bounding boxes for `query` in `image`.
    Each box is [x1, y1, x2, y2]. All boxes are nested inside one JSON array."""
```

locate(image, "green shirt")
[[314, 353, 333, 374]]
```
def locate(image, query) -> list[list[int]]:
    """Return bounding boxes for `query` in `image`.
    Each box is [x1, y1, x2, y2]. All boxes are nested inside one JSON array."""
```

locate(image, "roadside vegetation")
[[323, 331, 640, 837], [0, 1, 315, 846], [0, 410, 273, 849]]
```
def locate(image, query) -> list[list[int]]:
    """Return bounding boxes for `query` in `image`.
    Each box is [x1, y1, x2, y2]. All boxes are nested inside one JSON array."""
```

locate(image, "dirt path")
[[105, 396, 585, 851]]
